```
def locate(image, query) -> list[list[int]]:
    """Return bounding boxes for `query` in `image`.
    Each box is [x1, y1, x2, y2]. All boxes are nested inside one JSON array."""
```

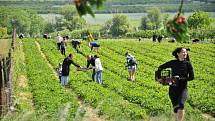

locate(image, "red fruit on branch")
[[176, 16, 186, 24], [74, 0, 81, 6]]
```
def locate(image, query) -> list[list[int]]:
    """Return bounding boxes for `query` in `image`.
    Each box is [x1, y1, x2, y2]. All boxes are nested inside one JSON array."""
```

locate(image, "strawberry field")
[[13, 38, 214, 121]]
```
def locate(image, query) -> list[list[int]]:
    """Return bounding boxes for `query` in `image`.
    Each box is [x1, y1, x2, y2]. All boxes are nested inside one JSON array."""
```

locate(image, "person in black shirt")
[[86, 55, 96, 81], [156, 47, 194, 121], [71, 39, 82, 52], [61, 53, 81, 87], [152, 34, 157, 42]]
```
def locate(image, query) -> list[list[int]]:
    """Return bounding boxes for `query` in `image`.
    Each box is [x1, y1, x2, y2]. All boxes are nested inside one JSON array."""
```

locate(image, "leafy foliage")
[[0, 27, 7, 38], [74, 0, 106, 17], [166, 14, 189, 42], [146, 7, 162, 30], [110, 14, 130, 36], [0, 7, 45, 36], [188, 11, 214, 29], [56, 5, 87, 31]]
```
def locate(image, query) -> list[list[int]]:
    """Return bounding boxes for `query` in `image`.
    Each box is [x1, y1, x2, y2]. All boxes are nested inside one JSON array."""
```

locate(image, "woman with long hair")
[[156, 47, 194, 121]]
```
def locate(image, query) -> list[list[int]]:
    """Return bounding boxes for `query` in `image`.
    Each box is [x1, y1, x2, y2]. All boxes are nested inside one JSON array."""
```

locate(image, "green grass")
[[0, 39, 11, 58], [3, 38, 214, 121]]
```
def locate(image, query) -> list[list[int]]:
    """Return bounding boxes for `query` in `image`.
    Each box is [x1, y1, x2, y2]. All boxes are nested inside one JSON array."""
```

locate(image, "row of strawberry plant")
[[42, 38, 208, 119], [103, 40, 214, 70], [74, 42, 180, 117], [100, 39, 215, 116], [80, 41, 159, 87], [22, 39, 79, 120], [79, 41, 206, 120], [37, 39, 148, 120], [101, 40, 214, 87]]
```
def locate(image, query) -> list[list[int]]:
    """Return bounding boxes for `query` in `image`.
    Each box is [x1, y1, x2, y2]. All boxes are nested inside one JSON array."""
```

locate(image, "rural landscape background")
[[0, 0, 215, 121]]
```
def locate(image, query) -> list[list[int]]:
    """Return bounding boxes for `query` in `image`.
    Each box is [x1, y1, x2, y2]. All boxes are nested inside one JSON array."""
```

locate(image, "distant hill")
[[102, 0, 215, 13], [0, 0, 214, 14]]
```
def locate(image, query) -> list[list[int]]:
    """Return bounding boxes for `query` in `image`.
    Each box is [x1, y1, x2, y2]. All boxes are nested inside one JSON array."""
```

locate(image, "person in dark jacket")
[[90, 42, 100, 52], [61, 53, 81, 87], [19, 33, 24, 39], [86, 55, 96, 81], [152, 34, 157, 42], [155, 47, 194, 121]]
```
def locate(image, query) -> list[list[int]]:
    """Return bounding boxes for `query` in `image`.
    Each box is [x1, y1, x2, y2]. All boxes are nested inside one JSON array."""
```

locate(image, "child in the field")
[[57, 63, 62, 83]]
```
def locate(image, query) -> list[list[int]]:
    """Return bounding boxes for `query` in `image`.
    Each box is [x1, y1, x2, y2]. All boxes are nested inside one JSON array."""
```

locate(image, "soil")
[[18, 75, 27, 88], [202, 113, 215, 120]]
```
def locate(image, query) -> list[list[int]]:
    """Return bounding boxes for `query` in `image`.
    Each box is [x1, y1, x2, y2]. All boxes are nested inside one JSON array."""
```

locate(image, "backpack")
[[128, 57, 137, 66]]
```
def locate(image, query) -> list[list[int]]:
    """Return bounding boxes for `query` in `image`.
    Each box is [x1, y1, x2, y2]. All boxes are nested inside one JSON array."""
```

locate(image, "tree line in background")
[[0, 5, 86, 38], [0, 7, 44, 37], [0, 5, 214, 42], [0, 0, 215, 14]]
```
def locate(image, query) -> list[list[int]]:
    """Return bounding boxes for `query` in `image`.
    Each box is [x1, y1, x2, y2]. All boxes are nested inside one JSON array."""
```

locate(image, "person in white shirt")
[[125, 52, 137, 81], [57, 34, 63, 50], [94, 55, 103, 84], [60, 38, 66, 56]]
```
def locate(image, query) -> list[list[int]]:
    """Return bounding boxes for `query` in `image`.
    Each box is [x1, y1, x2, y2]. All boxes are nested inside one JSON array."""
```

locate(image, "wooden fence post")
[[0, 60, 3, 88], [12, 27, 16, 49], [0, 61, 2, 115], [7, 51, 13, 108], [2, 58, 7, 87]]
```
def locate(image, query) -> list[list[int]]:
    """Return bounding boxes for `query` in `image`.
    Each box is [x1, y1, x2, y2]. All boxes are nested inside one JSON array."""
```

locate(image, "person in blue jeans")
[[93, 55, 103, 84], [61, 53, 81, 87]]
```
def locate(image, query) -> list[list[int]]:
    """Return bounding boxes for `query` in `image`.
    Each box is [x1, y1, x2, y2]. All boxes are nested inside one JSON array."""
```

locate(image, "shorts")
[[169, 87, 188, 113], [128, 65, 137, 72], [93, 44, 100, 47]]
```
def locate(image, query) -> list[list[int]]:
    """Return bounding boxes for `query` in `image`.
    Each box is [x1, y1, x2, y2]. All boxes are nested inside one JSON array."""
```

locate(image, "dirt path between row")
[[35, 41, 105, 121], [14, 41, 34, 110], [202, 113, 215, 121], [4, 41, 35, 121]]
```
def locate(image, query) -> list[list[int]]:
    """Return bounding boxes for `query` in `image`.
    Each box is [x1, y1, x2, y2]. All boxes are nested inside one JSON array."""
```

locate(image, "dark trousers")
[[57, 43, 61, 50], [92, 69, 95, 81], [61, 47, 66, 55]]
